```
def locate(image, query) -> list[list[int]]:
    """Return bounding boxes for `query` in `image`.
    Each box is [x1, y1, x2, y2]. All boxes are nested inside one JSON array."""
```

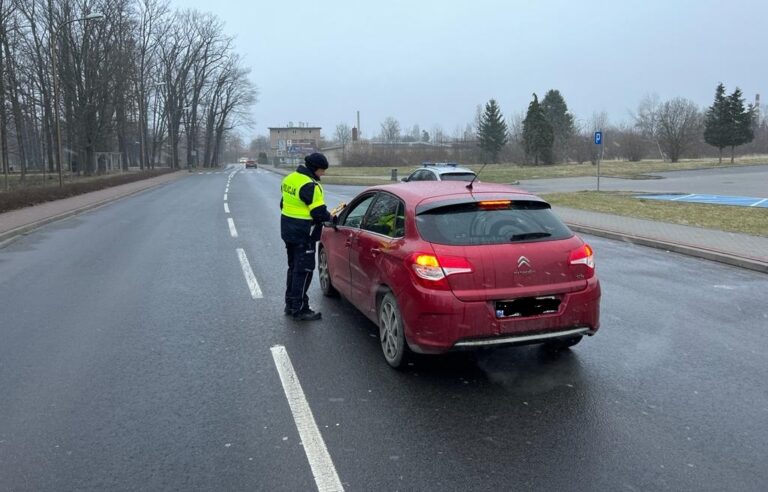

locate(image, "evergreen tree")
[[704, 84, 755, 163], [522, 93, 554, 165], [476, 99, 508, 163], [541, 90, 575, 163], [704, 83, 730, 163], [727, 88, 754, 163]]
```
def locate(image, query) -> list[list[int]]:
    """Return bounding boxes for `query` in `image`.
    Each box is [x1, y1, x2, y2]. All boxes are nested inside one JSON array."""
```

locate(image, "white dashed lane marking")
[[227, 218, 239, 238], [271, 345, 344, 492], [236, 248, 263, 299]]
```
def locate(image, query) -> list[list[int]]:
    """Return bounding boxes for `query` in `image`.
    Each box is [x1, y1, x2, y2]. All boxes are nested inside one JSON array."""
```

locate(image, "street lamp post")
[[50, 12, 104, 187]]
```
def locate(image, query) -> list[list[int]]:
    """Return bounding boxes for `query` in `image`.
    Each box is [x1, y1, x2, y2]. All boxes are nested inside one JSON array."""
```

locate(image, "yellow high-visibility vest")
[[281, 172, 325, 220]]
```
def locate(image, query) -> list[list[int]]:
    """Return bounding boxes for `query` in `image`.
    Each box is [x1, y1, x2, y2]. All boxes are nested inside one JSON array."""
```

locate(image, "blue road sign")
[[594, 131, 602, 145]]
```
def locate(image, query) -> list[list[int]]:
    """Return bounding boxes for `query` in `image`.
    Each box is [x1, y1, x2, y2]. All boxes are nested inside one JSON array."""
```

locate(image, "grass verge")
[[542, 191, 768, 237], [324, 155, 768, 182]]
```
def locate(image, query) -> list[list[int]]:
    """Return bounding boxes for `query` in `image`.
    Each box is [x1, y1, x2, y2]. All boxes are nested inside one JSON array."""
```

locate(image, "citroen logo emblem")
[[517, 256, 531, 269]]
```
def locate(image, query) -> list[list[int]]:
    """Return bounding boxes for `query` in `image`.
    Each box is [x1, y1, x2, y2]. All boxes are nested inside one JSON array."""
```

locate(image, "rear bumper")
[[453, 327, 591, 348], [399, 277, 601, 354]]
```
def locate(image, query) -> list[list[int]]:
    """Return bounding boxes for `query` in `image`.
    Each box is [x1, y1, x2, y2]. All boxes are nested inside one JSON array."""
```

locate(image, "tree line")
[[331, 84, 764, 166], [0, 0, 257, 181]]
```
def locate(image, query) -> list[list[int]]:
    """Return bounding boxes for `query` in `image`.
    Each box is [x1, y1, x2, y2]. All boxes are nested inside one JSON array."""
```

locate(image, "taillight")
[[569, 243, 595, 276], [409, 254, 473, 289]]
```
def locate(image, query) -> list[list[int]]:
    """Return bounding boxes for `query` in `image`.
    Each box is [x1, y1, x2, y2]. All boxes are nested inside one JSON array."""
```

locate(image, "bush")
[[0, 169, 176, 214]]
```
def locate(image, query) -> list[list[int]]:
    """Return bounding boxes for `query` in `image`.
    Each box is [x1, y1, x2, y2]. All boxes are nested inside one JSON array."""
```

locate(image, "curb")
[[0, 172, 187, 249], [566, 223, 768, 274]]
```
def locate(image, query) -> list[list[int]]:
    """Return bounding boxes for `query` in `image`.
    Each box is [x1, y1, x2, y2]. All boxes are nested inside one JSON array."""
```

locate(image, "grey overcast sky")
[[172, 0, 767, 139]]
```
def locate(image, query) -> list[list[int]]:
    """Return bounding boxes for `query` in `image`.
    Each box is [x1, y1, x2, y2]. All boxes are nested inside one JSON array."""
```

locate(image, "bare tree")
[[334, 123, 351, 147], [656, 97, 702, 163], [379, 116, 400, 143], [615, 125, 648, 162], [0, 0, 256, 182], [632, 94, 666, 160], [133, 0, 169, 169]]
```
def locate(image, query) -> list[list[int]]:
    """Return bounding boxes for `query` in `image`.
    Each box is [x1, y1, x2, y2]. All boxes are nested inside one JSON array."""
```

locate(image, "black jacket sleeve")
[[299, 182, 331, 222]]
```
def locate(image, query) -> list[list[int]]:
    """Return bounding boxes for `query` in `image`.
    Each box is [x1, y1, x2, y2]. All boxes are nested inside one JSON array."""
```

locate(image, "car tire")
[[542, 335, 583, 352], [318, 247, 339, 297], [378, 291, 411, 369]]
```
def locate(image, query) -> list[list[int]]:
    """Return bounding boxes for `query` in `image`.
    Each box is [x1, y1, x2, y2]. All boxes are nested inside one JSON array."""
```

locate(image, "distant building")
[[268, 124, 321, 166]]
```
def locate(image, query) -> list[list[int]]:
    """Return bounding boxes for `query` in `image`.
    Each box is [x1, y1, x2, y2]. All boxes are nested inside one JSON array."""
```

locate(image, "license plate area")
[[495, 296, 561, 318]]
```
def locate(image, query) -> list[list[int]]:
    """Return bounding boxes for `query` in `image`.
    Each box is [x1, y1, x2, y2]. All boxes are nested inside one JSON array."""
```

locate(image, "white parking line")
[[224, 203, 230, 214], [671, 194, 695, 201], [228, 218, 239, 238], [751, 198, 767, 207], [270, 345, 344, 492], [236, 248, 263, 299]]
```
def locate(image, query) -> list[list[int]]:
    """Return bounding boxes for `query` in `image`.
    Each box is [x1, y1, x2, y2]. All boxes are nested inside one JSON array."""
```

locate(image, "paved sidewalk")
[[1, 166, 766, 273], [553, 207, 767, 273]]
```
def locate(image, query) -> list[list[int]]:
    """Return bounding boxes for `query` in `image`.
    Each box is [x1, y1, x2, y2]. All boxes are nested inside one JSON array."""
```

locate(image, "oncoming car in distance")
[[402, 162, 476, 182], [318, 181, 601, 368], [245, 159, 258, 169]]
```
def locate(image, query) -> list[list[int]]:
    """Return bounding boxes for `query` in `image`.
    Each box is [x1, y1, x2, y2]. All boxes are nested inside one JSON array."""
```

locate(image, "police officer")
[[280, 153, 332, 321]]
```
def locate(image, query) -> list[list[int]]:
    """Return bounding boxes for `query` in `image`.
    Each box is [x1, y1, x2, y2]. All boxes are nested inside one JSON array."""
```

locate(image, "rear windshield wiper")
[[510, 232, 551, 241]]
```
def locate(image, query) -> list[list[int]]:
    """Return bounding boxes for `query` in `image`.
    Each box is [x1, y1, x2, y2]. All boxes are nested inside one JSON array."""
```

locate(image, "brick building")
[[268, 124, 321, 166]]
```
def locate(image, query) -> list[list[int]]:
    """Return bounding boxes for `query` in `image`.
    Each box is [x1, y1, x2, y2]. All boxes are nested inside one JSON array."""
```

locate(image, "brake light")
[[478, 200, 511, 210], [569, 244, 595, 275], [409, 254, 473, 289]]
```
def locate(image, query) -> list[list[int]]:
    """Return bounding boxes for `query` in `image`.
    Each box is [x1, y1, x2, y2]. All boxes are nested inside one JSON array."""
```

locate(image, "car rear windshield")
[[416, 200, 573, 245], [440, 172, 476, 182]]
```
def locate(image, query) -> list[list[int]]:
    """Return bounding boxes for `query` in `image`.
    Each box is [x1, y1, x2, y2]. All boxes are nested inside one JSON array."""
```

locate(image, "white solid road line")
[[228, 218, 239, 238], [236, 248, 263, 299], [270, 345, 344, 492], [224, 203, 230, 214]]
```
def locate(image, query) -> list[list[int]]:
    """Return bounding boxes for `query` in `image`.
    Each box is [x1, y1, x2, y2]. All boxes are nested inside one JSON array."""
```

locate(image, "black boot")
[[292, 308, 321, 321]]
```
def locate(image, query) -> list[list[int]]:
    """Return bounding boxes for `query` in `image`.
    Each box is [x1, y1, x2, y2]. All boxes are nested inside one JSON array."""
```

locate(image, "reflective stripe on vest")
[[281, 172, 325, 220]]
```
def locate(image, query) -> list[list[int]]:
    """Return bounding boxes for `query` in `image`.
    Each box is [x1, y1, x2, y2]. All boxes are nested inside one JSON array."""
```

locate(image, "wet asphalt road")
[[1, 166, 767, 491]]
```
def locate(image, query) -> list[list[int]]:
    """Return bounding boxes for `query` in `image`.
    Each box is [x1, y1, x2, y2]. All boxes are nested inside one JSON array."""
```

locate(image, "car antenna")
[[466, 163, 488, 191]]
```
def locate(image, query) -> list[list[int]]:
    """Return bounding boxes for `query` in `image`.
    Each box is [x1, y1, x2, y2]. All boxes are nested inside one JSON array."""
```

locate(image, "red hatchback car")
[[318, 181, 601, 368]]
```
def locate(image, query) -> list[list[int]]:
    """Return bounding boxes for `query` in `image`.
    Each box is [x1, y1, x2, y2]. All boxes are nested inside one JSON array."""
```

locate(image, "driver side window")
[[361, 193, 404, 238], [341, 194, 376, 228]]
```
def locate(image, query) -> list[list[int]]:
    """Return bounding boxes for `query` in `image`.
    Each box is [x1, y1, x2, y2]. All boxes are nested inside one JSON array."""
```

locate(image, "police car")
[[401, 162, 476, 182]]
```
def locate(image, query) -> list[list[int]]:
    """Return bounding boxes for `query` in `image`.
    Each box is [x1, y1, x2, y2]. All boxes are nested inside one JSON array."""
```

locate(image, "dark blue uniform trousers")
[[284, 240, 316, 314]]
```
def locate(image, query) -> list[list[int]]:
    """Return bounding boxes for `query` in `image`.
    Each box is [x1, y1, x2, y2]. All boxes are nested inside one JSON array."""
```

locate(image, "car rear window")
[[416, 200, 572, 245], [440, 172, 476, 182]]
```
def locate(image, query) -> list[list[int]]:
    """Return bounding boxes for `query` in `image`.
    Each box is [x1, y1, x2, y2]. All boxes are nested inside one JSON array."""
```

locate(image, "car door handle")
[[370, 248, 382, 256], [345, 238, 353, 247]]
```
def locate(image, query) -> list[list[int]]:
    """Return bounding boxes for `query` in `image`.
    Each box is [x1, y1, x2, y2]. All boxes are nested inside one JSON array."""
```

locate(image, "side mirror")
[[401, 177, 409, 182]]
